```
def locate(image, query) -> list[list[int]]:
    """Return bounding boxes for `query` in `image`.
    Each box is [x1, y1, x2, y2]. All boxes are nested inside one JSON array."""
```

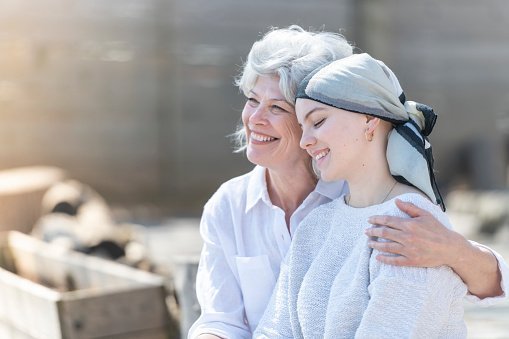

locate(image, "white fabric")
[[188, 166, 347, 339], [386, 128, 435, 200], [464, 241, 509, 306], [254, 194, 468, 338]]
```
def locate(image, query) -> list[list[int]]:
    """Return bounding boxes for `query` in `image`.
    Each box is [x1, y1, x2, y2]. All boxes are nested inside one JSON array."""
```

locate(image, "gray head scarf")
[[296, 53, 445, 211]]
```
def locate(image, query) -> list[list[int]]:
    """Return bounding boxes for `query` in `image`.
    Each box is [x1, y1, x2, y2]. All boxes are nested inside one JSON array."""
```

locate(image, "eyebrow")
[[249, 90, 288, 103], [303, 107, 327, 121]]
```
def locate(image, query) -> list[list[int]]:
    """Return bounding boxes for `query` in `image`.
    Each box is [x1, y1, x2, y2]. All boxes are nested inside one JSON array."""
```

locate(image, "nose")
[[300, 131, 316, 150], [249, 105, 269, 125]]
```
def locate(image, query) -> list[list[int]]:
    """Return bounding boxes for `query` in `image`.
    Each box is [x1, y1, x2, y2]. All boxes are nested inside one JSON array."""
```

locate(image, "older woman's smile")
[[250, 131, 278, 143]]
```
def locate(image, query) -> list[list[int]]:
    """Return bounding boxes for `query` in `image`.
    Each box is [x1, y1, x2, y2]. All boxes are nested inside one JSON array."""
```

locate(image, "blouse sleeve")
[[188, 200, 251, 339], [464, 241, 509, 306]]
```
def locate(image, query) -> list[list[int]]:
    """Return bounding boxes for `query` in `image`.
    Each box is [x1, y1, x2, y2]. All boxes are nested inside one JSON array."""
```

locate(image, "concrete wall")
[[0, 0, 164, 200], [358, 0, 509, 188]]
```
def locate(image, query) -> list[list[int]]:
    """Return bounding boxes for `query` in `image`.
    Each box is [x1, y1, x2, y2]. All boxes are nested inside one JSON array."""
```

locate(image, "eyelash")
[[247, 98, 288, 113], [314, 118, 325, 127], [271, 105, 287, 113]]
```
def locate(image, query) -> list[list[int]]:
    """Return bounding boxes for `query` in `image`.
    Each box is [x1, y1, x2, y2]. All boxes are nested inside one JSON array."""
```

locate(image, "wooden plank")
[[59, 286, 168, 338], [0, 231, 171, 338], [0, 267, 62, 338], [7, 231, 163, 290]]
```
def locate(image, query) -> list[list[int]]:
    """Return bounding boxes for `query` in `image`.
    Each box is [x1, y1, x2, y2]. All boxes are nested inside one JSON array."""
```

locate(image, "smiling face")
[[242, 76, 309, 171], [296, 98, 368, 182]]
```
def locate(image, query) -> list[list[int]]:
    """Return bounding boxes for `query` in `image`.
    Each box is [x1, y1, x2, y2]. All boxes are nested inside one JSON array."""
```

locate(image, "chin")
[[320, 171, 340, 182], [246, 150, 268, 167]]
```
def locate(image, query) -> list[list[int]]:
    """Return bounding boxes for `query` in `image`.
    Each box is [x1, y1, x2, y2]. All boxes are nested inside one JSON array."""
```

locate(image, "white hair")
[[233, 25, 354, 152]]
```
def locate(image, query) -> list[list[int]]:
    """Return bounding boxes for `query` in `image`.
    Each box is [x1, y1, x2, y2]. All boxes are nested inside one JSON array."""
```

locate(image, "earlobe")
[[365, 129, 374, 142], [364, 116, 381, 142]]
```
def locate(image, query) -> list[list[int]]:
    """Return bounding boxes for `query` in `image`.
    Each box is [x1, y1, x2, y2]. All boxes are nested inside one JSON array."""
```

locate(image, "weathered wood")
[[173, 256, 200, 339], [0, 167, 66, 233], [0, 231, 171, 339]]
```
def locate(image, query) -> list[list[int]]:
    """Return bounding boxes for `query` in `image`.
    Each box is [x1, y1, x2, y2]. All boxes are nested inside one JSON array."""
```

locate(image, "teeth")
[[251, 132, 276, 142], [315, 150, 329, 161]]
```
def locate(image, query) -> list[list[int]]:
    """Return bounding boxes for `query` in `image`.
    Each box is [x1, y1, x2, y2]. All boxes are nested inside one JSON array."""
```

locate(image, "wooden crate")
[[0, 231, 170, 339]]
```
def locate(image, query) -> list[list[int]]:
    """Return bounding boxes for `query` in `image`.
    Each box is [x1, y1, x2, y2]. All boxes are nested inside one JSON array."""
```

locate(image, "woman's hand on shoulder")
[[366, 198, 504, 298], [365, 198, 463, 267]]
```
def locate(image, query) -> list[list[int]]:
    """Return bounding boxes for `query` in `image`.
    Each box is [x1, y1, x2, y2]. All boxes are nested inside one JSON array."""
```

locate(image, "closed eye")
[[314, 118, 325, 127]]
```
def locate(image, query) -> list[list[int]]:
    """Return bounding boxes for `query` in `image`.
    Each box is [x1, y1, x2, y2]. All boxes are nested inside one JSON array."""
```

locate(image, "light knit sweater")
[[254, 193, 467, 338]]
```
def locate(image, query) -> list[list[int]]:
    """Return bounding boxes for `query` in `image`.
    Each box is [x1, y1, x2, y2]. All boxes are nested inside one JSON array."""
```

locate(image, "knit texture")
[[254, 193, 467, 339]]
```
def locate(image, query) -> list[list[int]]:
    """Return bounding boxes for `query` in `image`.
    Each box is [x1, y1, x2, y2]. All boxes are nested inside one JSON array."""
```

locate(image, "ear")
[[365, 116, 381, 134]]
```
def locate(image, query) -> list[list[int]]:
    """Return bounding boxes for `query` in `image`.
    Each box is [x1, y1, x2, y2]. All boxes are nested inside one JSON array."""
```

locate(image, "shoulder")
[[204, 168, 254, 211], [307, 195, 346, 220], [199, 169, 256, 239], [295, 196, 347, 237], [381, 192, 452, 229]]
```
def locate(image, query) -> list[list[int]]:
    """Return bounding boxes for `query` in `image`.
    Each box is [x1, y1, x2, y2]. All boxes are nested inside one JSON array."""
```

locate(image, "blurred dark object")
[[31, 180, 153, 269], [30, 179, 181, 337]]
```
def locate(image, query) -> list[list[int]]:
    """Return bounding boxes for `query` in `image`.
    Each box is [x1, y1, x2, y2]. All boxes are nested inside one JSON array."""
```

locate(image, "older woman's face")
[[242, 76, 308, 171]]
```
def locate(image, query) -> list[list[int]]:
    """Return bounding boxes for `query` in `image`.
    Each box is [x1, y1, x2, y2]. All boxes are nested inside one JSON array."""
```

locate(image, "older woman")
[[254, 53, 469, 338], [189, 26, 508, 339]]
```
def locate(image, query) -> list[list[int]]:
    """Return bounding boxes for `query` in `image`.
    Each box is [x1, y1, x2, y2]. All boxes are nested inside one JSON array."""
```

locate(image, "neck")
[[266, 162, 317, 225], [345, 153, 397, 208]]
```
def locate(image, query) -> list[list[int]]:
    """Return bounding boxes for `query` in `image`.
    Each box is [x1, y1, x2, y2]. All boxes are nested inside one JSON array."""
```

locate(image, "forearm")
[[448, 235, 503, 299]]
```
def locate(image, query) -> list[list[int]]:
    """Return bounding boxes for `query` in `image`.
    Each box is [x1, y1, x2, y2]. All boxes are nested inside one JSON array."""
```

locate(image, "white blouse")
[[188, 166, 347, 339]]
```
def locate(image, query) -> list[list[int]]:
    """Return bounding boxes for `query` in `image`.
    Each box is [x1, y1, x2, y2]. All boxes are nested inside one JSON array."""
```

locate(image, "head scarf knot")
[[296, 53, 445, 211]]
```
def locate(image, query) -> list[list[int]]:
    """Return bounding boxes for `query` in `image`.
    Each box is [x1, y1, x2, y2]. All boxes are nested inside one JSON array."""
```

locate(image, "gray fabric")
[[296, 53, 445, 210], [254, 193, 467, 338]]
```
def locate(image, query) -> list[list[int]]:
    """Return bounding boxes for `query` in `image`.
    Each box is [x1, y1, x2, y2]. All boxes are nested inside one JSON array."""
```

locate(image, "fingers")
[[368, 199, 432, 230], [374, 253, 416, 267], [367, 214, 408, 230], [365, 226, 404, 243], [367, 240, 404, 255], [394, 199, 430, 218]]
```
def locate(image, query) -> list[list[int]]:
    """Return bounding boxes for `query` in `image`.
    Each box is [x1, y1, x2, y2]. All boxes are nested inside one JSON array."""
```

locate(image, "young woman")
[[254, 53, 474, 337]]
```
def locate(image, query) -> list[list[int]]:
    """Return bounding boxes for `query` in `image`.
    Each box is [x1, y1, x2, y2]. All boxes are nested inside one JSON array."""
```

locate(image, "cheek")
[[241, 105, 251, 125], [282, 117, 303, 144]]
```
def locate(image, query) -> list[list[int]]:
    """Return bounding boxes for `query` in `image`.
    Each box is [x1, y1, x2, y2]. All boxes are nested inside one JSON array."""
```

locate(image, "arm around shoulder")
[[462, 240, 508, 305], [367, 198, 507, 301]]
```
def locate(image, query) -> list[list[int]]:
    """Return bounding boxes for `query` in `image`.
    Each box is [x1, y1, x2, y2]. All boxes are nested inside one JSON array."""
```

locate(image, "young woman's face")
[[241, 76, 309, 170], [296, 98, 367, 182]]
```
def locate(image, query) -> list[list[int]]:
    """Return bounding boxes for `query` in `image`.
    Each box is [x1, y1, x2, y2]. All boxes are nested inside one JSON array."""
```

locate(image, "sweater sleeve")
[[188, 200, 251, 339], [253, 257, 294, 339], [355, 198, 468, 338]]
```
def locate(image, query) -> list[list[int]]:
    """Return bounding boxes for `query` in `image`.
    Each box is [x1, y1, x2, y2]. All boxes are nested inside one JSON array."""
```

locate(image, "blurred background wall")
[[0, 0, 508, 216]]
